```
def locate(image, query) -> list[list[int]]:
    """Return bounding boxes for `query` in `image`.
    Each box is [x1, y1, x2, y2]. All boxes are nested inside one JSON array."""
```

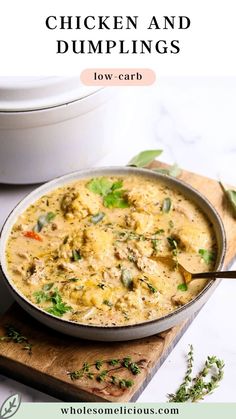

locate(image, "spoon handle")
[[192, 270, 236, 279]]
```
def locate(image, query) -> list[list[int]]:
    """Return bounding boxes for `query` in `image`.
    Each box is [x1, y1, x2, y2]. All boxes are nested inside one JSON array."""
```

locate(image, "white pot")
[[0, 77, 115, 184]]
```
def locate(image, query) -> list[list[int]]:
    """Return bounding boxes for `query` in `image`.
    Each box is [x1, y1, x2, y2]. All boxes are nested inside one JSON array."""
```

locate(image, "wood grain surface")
[[0, 162, 235, 402]]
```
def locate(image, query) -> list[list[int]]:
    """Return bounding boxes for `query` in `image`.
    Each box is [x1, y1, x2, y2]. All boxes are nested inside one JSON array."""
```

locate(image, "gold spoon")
[[178, 264, 236, 285], [151, 255, 236, 285]]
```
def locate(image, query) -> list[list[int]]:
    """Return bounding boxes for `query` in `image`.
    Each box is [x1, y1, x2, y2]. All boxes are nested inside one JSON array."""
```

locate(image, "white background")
[[0, 0, 236, 76]]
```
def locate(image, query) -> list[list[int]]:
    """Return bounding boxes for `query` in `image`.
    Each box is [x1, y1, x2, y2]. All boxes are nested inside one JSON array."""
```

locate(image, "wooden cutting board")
[[0, 162, 235, 402]]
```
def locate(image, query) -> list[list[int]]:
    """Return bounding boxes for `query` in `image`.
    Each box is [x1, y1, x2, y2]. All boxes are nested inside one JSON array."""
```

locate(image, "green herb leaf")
[[95, 360, 103, 370], [177, 283, 188, 292], [72, 249, 82, 261], [34, 290, 51, 304], [43, 283, 54, 292], [0, 325, 33, 355], [169, 220, 174, 229], [167, 345, 225, 403], [139, 278, 157, 294], [97, 370, 108, 382], [226, 190, 236, 216], [91, 212, 105, 224], [47, 289, 72, 317], [198, 249, 215, 265], [68, 370, 83, 380], [82, 362, 90, 372], [220, 182, 236, 218], [111, 180, 123, 190], [154, 163, 182, 178], [103, 190, 129, 209], [123, 356, 132, 368], [128, 150, 163, 167], [111, 375, 118, 384], [103, 300, 113, 307], [130, 362, 141, 375], [162, 197, 172, 213], [68, 277, 79, 282], [87, 177, 129, 209], [156, 229, 165, 235], [109, 359, 119, 366], [167, 236, 178, 250], [34, 212, 56, 232], [121, 269, 133, 290], [87, 178, 113, 197], [119, 379, 134, 388], [152, 238, 160, 252]]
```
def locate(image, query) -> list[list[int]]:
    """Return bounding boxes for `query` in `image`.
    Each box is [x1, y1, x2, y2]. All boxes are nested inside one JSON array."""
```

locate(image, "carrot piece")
[[23, 231, 43, 241]]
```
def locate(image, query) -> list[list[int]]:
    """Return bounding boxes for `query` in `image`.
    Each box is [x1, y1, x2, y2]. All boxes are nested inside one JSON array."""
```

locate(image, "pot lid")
[[0, 77, 101, 111]]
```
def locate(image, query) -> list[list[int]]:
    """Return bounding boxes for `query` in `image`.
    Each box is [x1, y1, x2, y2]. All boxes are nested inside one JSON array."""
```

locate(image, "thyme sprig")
[[0, 325, 33, 355], [168, 345, 225, 402], [67, 356, 142, 389]]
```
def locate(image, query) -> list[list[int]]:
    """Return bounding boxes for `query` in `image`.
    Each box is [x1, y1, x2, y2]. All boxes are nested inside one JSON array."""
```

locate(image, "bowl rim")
[[0, 166, 227, 332]]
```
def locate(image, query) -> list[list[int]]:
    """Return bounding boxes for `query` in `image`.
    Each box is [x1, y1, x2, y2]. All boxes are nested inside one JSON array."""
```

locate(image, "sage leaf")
[[162, 197, 172, 213], [128, 150, 163, 168], [220, 182, 236, 218], [0, 393, 21, 419], [34, 212, 56, 232], [91, 212, 105, 224], [121, 269, 133, 290], [154, 163, 182, 178]]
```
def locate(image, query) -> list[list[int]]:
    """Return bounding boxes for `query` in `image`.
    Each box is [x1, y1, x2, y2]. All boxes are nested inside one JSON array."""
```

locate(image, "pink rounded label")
[[80, 68, 156, 86]]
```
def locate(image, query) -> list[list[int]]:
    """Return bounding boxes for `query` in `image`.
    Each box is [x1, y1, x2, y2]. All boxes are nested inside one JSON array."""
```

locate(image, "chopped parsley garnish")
[[34, 290, 51, 304], [198, 249, 215, 265], [34, 286, 72, 317], [47, 290, 72, 317], [87, 177, 129, 209]]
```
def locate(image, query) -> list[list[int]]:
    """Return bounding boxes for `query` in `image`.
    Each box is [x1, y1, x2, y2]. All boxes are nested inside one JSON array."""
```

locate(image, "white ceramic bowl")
[[0, 77, 115, 184], [0, 167, 226, 341]]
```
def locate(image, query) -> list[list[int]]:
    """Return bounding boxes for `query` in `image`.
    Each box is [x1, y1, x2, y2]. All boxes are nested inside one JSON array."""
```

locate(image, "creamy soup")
[[6, 176, 216, 326]]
